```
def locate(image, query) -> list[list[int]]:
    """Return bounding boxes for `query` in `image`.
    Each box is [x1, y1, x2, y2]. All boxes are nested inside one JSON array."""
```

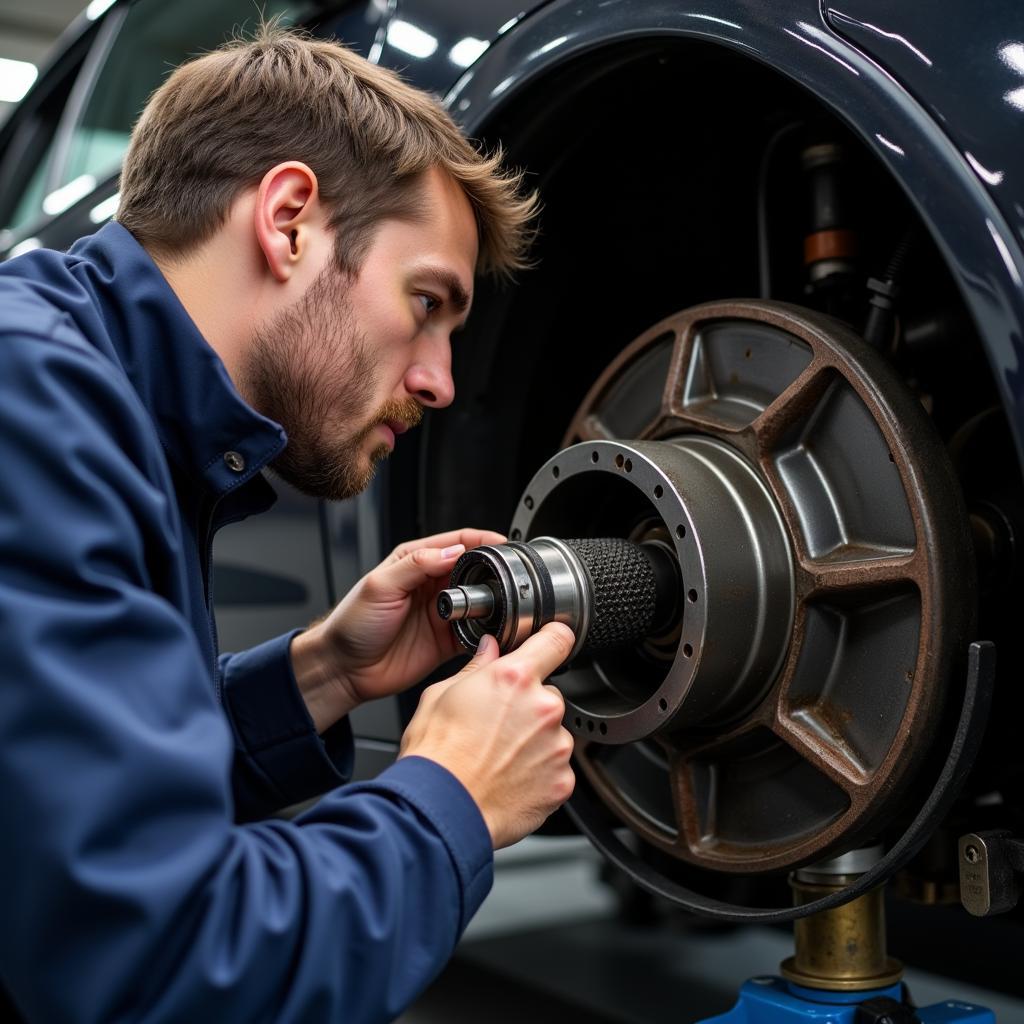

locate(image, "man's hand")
[[399, 623, 576, 849], [290, 528, 505, 732]]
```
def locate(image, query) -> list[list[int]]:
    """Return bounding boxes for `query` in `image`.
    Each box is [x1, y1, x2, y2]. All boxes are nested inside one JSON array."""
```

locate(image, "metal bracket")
[[958, 829, 1024, 916]]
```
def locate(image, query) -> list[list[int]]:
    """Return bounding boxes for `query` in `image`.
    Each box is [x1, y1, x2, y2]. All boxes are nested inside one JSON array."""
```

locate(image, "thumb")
[[457, 633, 500, 676], [420, 635, 499, 703]]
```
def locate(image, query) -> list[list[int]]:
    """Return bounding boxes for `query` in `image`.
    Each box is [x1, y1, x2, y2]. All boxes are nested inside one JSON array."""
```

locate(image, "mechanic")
[[0, 24, 576, 1024]]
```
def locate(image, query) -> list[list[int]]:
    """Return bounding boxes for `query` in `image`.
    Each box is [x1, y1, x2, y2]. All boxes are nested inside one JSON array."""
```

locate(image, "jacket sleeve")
[[218, 635, 356, 821], [0, 331, 493, 1024]]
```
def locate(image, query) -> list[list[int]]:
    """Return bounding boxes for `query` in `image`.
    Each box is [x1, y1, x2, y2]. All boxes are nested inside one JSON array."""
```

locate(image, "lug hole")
[[658, 698, 668, 711], [615, 454, 624, 468], [552, 465, 560, 478], [676, 524, 686, 539], [654, 485, 663, 499], [599, 722, 607, 735], [574, 716, 582, 728], [591, 451, 599, 463], [683, 643, 693, 658], [587, 720, 595, 733], [688, 588, 698, 603], [524, 495, 534, 509]]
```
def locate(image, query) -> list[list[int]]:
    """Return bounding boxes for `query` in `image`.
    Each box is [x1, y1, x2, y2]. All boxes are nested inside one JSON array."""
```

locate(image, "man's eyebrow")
[[414, 265, 472, 315]]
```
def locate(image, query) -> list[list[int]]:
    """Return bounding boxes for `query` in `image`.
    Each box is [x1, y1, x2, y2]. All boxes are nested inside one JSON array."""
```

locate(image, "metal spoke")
[[572, 413, 615, 443], [660, 325, 696, 419], [751, 361, 832, 450], [772, 712, 870, 791], [799, 548, 919, 598], [668, 751, 706, 852]]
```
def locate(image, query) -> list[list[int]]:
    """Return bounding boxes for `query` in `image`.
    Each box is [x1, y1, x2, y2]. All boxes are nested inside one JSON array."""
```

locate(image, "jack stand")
[[700, 849, 994, 1024]]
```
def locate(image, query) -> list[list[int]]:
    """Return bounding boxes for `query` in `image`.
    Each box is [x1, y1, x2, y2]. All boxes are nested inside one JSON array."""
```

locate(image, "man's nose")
[[405, 340, 455, 408]]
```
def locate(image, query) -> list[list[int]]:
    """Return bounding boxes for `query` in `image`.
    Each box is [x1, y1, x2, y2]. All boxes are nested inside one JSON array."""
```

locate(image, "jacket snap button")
[[224, 451, 246, 473]]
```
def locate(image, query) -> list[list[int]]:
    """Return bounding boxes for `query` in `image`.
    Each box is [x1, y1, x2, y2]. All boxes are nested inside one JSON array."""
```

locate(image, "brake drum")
[[509, 299, 975, 874]]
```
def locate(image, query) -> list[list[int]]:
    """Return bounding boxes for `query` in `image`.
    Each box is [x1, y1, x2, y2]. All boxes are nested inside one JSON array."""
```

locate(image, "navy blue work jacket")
[[0, 223, 492, 1023]]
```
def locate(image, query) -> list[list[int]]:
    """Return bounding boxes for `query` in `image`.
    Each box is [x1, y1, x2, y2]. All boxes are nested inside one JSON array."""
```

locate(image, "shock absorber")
[[437, 536, 680, 661], [802, 141, 859, 319]]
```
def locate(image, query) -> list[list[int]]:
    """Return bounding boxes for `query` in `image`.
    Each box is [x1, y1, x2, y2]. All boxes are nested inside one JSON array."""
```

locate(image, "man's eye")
[[417, 294, 441, 315]]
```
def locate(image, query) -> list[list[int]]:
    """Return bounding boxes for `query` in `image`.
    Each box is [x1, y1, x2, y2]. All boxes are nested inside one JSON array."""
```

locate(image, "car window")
[[0, 39, 91, 240], [57, 0, 319, 200]]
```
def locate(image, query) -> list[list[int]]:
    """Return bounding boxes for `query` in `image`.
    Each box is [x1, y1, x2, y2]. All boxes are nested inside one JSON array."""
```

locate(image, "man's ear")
[[253, 162, 322, 283]]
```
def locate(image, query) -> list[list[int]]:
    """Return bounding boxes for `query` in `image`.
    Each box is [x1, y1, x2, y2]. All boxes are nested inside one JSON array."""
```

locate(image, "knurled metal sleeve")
[[564, 538, 658, 649]]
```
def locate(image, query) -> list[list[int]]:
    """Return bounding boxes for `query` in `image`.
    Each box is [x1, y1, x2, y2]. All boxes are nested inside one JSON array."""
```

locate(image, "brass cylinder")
[[780, 876, 903, 991]]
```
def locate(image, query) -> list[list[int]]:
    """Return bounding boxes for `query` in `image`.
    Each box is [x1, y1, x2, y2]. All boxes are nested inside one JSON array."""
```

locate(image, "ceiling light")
[[0, 58, 37, 104], [89, 193, 120, 224], [42, 175, 96, 217], [86, 0, 118, 20]]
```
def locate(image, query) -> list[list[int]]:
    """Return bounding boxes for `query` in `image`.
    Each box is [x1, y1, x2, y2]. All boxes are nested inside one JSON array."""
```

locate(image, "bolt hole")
[[624, 458, 633, 473], [591, 451, 599, 463], [653, 484, 663, 499], [510, 529, 521, 540], [599, 722, 607, 735], [687, 588, 698, 603], [524, 495, 534, 509], [587, 720, 595, 733], [574, 717, 582, 728], [658, 698, 668, 712], [552, 465, 560, 478], [965, 844, 981, 864], [676, 524, 686, 539], [615, 454, 624, 468], [683, 643, 693, 658]]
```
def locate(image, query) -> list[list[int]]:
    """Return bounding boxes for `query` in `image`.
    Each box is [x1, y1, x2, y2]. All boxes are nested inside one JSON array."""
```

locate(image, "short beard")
[[242, 266, 421, 501]]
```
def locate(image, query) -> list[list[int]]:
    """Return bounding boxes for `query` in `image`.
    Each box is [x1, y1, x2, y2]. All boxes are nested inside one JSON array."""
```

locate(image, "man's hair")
[[117, 22, 536, 277]]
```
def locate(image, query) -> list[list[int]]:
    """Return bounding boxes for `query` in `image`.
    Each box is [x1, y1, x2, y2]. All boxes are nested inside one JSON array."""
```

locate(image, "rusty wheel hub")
[[510, 299, 973, 873]]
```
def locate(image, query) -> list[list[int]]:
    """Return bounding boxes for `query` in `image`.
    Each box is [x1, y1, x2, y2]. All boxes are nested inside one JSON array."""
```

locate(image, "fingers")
[[387, 528, 507, 565], [373, 543, 468, 596], [495, 622, 575, 682]]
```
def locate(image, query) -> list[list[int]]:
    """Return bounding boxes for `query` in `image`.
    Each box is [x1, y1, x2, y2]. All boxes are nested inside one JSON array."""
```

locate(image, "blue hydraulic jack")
[[700, 853, 994, 1024]]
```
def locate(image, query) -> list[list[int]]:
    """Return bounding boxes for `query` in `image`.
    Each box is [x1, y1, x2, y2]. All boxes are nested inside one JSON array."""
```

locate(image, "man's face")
[[243, 167, 478, 500]]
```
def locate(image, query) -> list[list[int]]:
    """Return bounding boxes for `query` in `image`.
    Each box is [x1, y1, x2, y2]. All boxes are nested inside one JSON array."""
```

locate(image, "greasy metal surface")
[[781, 879, 903, 991], [559, 299, 974, 873]]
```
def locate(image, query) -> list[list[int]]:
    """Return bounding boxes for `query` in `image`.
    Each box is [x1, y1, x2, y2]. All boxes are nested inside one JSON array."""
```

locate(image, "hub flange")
[[509, 437, 794, 741]]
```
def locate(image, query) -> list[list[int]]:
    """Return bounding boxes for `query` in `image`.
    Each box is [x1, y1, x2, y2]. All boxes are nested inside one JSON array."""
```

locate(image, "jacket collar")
[[68, 223, 287, 498]]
